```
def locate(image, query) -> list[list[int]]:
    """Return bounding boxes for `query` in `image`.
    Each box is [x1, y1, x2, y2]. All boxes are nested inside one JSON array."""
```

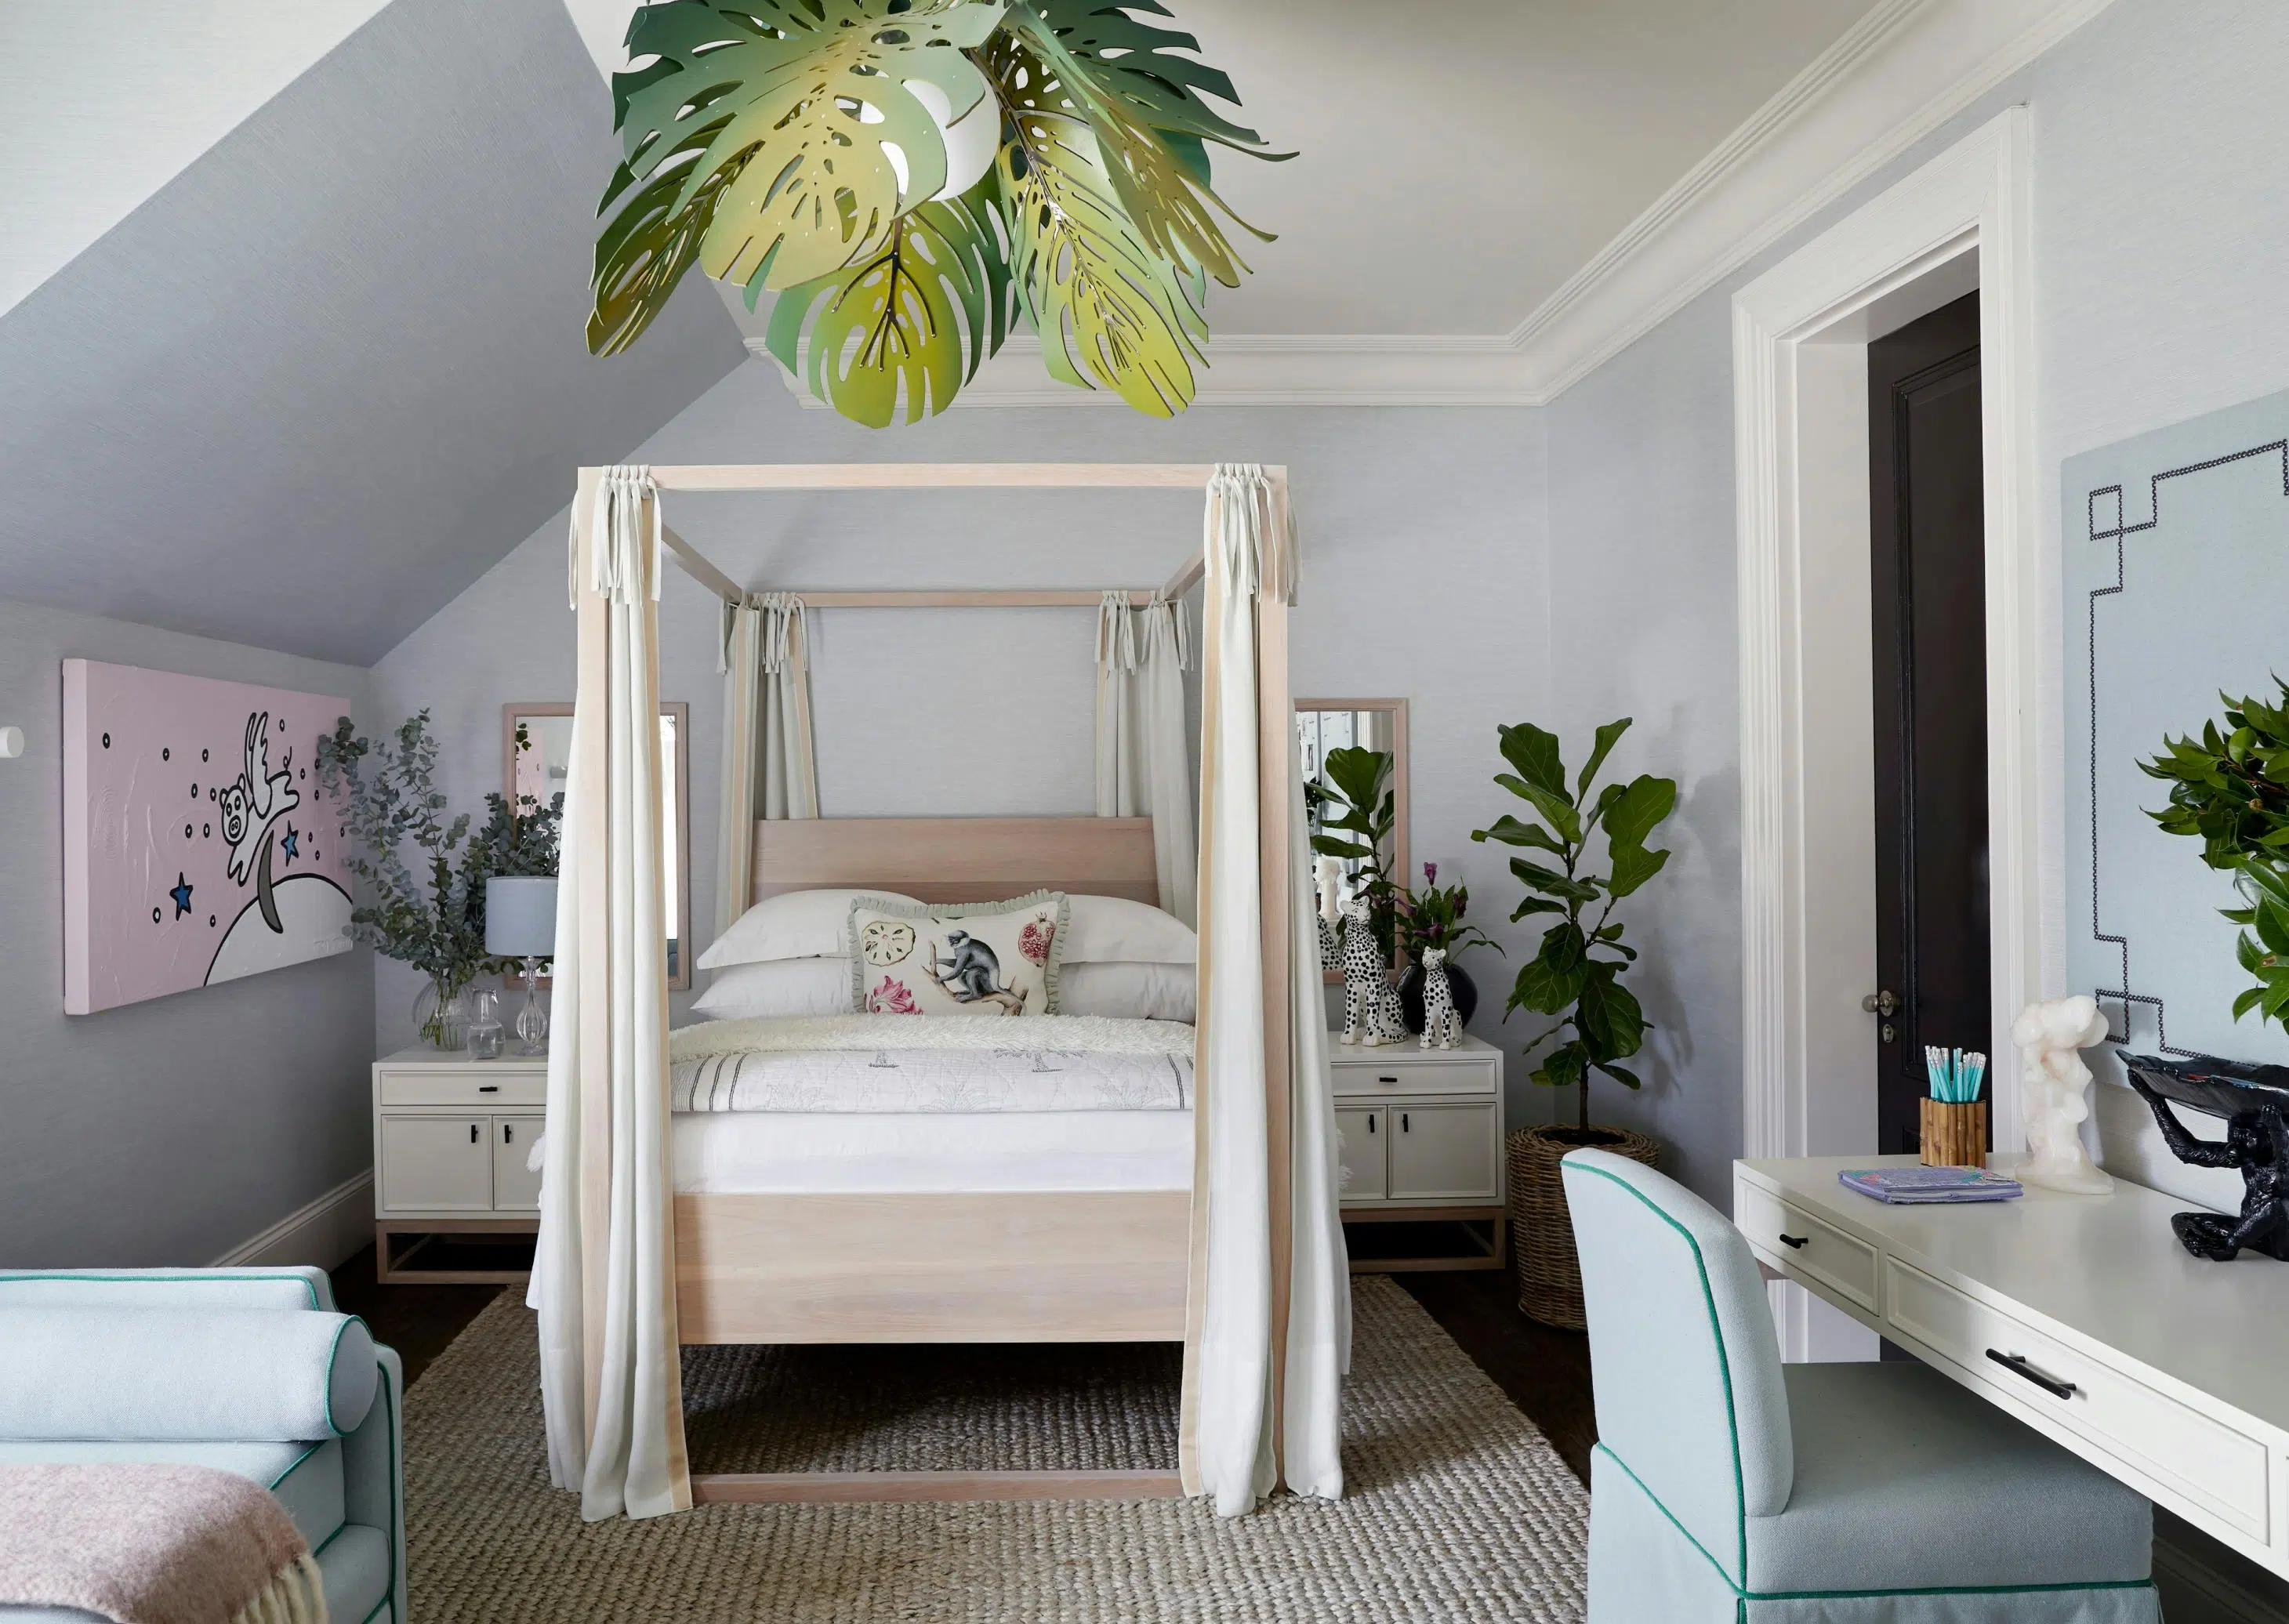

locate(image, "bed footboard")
[[673, 1190, 1190, 1343]]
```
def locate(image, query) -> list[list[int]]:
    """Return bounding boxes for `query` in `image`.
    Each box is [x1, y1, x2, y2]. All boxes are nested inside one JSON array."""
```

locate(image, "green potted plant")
[[1310, 745, 1398, 962], [317, 712, 562, 1049], [1471, 717, 1677, 1327], [1394, 863, 1501, 1033], [2142, 682, 2289, 1032]]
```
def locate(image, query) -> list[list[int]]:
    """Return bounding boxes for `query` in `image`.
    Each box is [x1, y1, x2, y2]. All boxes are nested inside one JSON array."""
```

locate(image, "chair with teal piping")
[[1562, 1148, 2159, 1622]]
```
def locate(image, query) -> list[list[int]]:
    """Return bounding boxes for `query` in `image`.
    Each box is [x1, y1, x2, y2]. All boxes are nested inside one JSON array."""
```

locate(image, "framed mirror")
[[1297, 698, 1409, 981], [504, 701, 691, 990]]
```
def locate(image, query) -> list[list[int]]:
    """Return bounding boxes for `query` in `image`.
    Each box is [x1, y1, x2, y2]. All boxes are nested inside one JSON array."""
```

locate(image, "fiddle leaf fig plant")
[[2141, 681, 2289, 1031], [1472, 719, 1677, 1130], [589, 0, 1286, 426], [1311, 745, 1398, 962]]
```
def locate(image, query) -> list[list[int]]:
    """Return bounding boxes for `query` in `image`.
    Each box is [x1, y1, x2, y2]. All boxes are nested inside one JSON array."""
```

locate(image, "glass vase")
[[414, 976, 473, 1051]]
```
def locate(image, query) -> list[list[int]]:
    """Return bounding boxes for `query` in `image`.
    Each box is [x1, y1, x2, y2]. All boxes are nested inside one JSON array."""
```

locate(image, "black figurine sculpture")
[[2121, 1053, 2289, 1262]]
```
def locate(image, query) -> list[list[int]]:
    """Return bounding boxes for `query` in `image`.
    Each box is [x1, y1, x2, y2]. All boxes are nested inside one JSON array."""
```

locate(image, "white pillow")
[[698, 889, 922, 970], [1057, 960, 1197, 1024], [1061, 894, 1196, 965], [691, 957, 853, 1020]]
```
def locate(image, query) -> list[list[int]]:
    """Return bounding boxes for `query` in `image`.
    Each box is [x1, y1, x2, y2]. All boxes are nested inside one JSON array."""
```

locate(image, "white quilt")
[[666, 1014, 1196, 1115]]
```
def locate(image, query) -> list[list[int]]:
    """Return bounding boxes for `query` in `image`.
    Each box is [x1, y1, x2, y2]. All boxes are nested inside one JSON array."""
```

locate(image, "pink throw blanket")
[[0, 1464, 325, 1624]]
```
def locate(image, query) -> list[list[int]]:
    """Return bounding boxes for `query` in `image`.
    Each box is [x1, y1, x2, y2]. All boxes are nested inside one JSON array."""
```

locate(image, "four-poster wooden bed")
[[543, 461, 1338, 1517]]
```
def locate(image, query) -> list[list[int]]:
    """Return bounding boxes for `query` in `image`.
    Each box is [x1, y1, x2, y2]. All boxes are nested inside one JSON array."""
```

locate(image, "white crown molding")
[[753, 0, 2112, 411]]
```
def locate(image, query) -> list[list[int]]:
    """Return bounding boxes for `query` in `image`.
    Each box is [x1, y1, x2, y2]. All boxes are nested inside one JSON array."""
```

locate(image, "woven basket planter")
[[1507, 1123, 1661, 1330]]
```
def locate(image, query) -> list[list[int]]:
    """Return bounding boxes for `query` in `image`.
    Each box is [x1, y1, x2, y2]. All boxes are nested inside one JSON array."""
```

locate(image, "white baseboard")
[[210, 1170, 373, 1271]]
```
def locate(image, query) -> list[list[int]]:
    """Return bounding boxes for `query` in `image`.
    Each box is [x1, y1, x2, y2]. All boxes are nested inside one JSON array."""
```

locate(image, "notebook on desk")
[[1839, 1166, 2022, 1204]]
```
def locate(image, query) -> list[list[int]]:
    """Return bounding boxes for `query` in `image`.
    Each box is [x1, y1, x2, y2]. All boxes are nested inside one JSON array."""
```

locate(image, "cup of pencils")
[[1921, 1047, 1989, 1169]]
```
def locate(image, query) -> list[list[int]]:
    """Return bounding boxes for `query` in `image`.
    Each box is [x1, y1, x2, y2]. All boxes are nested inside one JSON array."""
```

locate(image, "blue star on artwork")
[[169, 873, 194, 919], [281, 825, 299, 861]]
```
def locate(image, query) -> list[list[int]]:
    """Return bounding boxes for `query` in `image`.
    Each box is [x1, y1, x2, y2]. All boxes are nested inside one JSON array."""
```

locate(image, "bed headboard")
[[752, 817, 1159, 907]]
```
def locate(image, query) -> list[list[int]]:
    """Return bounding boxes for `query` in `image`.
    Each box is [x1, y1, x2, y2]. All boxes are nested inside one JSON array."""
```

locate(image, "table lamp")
[[486, 875, 557, 1056]]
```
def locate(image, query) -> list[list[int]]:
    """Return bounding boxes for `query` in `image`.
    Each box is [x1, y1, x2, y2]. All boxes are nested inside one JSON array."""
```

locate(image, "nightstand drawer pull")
[[1366, 1116, 1375, 1133], [479, 1083, 499, 1093], [1777, 1233, 1808, 1250], [1379, 1076, 1398, 1083], [1986, 1349, 2076, 1400], [1401, 1113, 1409, 1132], [470, 1123, 480, 1144]]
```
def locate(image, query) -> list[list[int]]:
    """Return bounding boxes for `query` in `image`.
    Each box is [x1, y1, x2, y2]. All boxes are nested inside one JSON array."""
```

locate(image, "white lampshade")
[[486, 875, 557, 958]]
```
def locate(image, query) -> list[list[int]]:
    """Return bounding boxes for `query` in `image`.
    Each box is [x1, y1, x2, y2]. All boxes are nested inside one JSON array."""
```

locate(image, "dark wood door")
[[1868, 292, 1989, 1155]]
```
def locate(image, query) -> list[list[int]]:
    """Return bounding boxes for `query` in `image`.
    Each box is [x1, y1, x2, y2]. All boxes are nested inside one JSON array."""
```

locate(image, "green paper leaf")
[[764, 179, 1016, 426], [593, 0, 1007, 354]]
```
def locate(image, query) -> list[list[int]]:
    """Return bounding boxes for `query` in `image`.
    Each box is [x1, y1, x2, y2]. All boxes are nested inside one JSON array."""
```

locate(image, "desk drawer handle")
[[1986, 1349, 2077, 1400], [1776, 1233, 1808, 1250]]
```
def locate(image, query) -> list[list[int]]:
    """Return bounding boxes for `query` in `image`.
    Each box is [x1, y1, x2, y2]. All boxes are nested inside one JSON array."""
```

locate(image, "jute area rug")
[[404, 1277, 1588, 1622]]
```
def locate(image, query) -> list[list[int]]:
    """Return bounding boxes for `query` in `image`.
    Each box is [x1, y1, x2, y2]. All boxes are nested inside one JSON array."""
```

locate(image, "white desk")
[[1736, 1154, 2289, 1579]]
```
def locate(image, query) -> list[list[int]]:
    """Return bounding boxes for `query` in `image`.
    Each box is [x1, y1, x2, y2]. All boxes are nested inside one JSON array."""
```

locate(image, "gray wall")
[[369, 368, 1558, 1123], [1536, 0, 2289, 1202], [365, 0, 2289, 1207], [0, 597, 374, 1267]]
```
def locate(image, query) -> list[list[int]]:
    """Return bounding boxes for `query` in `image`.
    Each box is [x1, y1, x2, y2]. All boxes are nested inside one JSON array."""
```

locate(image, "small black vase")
[[1397, 959, 1478, 1035]]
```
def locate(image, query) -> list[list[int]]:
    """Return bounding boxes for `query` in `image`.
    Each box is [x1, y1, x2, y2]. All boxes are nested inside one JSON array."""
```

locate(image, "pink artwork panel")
[[63, 660, 354, 1015]]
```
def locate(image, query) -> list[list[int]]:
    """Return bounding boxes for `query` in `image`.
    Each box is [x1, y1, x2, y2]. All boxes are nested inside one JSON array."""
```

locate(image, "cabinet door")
[[378, 1116, 493, 1213], [1388, 1102, 1499, 1202], [1335, 1107, 1386, 1202], [492, 1115, 544, 1212]]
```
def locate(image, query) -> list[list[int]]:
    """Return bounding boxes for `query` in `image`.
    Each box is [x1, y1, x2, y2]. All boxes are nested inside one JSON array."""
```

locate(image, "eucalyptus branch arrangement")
[[2142, 681, 2289, 1032], [317, 713, 563, 1044], [586, 0, 1286, 425], [1472, 719, 1677, 1131], [1310, 745, 1398, 962]]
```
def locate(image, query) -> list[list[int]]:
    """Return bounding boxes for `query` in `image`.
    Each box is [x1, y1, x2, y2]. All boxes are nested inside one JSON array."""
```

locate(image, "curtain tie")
[[568, 465, 662, 607]]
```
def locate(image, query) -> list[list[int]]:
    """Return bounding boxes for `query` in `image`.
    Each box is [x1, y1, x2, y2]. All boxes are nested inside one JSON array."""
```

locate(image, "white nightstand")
[[1330, 1031, 1506, 1272], [370, 1048, 546, 1282]]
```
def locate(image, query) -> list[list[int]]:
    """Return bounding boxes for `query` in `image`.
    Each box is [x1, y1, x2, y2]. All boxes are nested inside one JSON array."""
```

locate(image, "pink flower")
[[869, 976, 920, 1015], [1423, 861, 1438, 886]]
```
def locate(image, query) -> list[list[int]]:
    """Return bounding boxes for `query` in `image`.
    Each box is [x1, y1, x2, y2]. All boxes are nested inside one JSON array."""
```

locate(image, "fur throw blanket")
[[0, 1463, 325, 1624]]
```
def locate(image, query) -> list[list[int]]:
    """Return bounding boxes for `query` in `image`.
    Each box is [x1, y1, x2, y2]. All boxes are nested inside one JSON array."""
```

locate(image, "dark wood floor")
[[332, 1249, 1598, 1485]]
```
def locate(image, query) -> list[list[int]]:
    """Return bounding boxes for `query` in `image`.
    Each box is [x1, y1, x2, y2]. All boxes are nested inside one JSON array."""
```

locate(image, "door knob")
[[1861, 991, 1899, 1016]]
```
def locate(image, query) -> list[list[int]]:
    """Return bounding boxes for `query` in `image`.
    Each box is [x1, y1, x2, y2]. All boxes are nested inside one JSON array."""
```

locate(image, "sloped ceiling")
[[0, 0, 742, 665]]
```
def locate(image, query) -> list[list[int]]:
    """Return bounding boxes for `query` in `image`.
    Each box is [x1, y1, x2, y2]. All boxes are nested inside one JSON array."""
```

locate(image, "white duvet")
[[666, 1013, 1196, 1115]]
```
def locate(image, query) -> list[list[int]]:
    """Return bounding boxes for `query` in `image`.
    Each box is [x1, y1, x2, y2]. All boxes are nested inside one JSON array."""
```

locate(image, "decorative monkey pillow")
[[845, 892, 1068, 1017]]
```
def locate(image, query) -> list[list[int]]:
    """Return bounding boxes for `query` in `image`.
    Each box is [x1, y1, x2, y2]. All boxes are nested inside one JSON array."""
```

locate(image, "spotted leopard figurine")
[[1339, 894, 1405, 1046], [1419, 946, 1463, 1049]]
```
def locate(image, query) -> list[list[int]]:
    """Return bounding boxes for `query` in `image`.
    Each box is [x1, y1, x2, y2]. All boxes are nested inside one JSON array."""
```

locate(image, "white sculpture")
[[1315, 854, 1344, 973], [1338, 894, 1406, 1047], [1419, 946, 1463, 1049], [2011, 995, 2115, 1195]]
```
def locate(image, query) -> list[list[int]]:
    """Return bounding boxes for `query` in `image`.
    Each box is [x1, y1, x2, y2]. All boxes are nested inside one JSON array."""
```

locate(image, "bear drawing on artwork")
[[927, 930, 1028, 1015]]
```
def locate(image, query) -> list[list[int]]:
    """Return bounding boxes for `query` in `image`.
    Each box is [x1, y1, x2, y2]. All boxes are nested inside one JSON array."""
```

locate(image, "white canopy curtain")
[[536, 465, 691, 1520], [1182, 463, 1348, 1513], [1095, 590, 1197, 926], [714, 591, 818, 953]]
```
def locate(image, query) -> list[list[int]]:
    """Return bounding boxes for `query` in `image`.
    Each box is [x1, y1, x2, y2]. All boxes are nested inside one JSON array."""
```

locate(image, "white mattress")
[[670, 1109, 1195, 1194]]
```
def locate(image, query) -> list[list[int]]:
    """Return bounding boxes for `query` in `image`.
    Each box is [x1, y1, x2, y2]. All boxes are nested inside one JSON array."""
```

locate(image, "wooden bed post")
[[1257, 468, 1296, 1484], [569, 468, 612, 1448]]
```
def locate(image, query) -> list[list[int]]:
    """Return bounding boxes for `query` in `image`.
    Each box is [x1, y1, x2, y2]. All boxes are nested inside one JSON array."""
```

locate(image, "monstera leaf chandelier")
[[586, 0, 1284, 426]]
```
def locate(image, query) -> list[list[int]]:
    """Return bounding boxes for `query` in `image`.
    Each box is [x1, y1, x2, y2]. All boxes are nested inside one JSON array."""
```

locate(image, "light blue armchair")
[[1562, 1149, 2160, 1622], [0, 1267, 404, 1624]]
